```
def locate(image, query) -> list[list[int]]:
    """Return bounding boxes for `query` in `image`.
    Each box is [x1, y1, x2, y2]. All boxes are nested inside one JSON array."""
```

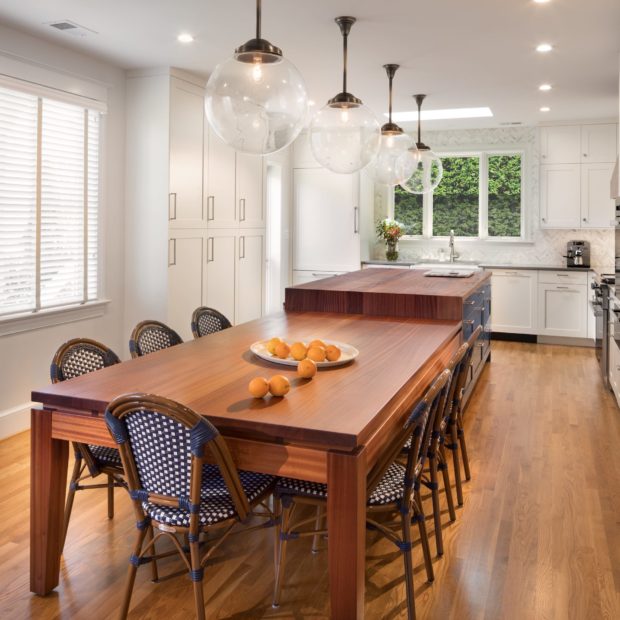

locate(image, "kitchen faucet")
[[449, 230, 459, 263]]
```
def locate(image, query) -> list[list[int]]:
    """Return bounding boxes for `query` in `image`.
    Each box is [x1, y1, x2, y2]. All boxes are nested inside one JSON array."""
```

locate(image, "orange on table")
[[308, 339, 326, 350], [267, 337, 282, 355], [290, 341, 307, 361], [269, 375, 290, 397], [275, 341, 291, 359], [325, 344, 341, 362], [297, 358, 317, 379], [248, 377, 270, 398], [307, 346, 326, 363]]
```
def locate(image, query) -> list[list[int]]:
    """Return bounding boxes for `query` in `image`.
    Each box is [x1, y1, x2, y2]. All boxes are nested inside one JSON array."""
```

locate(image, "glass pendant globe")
[[205, 53, 308, 155], [400, 148, 443, 195], [309, 103, 381, 174], [368, 132, 419, 186]]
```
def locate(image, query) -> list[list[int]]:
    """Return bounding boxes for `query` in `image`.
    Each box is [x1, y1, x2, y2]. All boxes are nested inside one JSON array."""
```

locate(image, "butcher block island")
[[285, 268, 492, 400]]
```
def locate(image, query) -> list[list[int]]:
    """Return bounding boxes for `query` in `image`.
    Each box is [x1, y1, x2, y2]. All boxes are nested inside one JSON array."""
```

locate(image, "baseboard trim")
[[537, 336, 594, 348], [492, 332, 537, 343], [0, 401, 35, 440]]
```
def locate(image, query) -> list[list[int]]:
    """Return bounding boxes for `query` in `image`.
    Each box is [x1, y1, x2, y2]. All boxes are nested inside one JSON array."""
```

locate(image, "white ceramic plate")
[[250, 339, 359, 368]]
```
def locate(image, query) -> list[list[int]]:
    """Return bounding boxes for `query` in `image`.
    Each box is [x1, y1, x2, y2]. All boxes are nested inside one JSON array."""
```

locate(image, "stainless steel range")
[[591, 273, 614, 388]]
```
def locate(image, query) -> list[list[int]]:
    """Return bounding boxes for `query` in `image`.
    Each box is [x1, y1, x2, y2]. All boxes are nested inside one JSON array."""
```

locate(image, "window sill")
[[0, 299, 111, 337], [399, 236, 535, 246]]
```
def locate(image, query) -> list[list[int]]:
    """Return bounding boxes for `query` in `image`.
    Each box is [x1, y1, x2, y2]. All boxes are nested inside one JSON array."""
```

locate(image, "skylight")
[[389, 107, 494, 122]]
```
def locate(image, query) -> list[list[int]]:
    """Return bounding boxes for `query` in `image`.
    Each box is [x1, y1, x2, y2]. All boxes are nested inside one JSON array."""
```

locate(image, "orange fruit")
[[307, 346, 326, 363], [297, 358, 317, 379], [325, 344, 341, 362], [275, 342, 291, 359], [308, 339, 326, 350], [248, 377, 269, 398], [269, 375, 290, 397], [290, 342, 307, 361], [267, 337, 282, 355]]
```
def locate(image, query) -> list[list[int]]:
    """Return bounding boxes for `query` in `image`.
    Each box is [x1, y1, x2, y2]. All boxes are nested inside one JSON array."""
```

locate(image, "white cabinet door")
[[293, 168, 361, 272], [609, 336, 620, 398], [236, 231, 264, 325], [580, 162, 615, 228], [206, 127, 237, 228], [292, 131, 319, 168], [236, 152, 264, 228], [490, 270, 538, 334], [581, 124, 618, 163], [540, 164, 581, 228], [168, 231, 204, 341], [205, 230, 236, 325], [540, 125, 581, 164], [537, 283, 587, 338], [169, 81, 204, 228]]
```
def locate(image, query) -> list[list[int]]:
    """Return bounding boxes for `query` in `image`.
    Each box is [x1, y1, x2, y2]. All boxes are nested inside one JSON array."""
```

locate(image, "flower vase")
[[386, 239, 399, 261]]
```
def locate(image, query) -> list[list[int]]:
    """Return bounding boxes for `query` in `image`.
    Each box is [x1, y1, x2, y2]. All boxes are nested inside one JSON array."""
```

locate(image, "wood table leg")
[[30, 408, 69, 595], [327, 448, 366, 620]]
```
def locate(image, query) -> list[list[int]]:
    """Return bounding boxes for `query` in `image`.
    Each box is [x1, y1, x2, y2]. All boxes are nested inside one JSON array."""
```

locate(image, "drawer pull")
[[464, 300, 476, 305], [463, 319, 475, 325]]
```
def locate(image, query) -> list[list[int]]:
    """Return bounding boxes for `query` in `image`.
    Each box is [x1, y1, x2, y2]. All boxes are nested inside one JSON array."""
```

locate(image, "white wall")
[[0, 23, 126, 438]]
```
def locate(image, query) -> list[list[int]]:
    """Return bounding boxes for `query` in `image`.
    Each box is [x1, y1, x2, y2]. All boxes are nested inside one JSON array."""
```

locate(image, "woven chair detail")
[[129, 320, 183, 358], [105, 393, 276, 620], [191, 306, 232, 339]]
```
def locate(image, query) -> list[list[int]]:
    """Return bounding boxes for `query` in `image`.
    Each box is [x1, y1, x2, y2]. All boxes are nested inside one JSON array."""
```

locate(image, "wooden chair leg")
[[414, 490, 434, 583], [272, 498, 293, 607], [400, 508, 417, 620], [311, 506, 324, 554], [118, 526, 148, 620], [107, 474, 115, 519], [458, 419, 472, 481], [148, 525, 159, 582], [428, 450, 443, 556], [189, 538, 205, 620], [439, 446, 456, 522], [450, 422, 464, 506], [61, 456, 83, 552]]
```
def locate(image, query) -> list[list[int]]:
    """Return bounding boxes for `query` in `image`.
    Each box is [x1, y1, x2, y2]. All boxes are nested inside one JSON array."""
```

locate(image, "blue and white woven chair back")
[[51, 338, 120, 383], [191, 307, 232, 339], [129, 321, 183, 358]]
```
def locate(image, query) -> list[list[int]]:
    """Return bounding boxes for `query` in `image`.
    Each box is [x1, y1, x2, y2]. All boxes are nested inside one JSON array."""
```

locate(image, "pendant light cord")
[[256, 0, 261, 40], [342, 28, 348, 94], [415, 94, 426, 146]]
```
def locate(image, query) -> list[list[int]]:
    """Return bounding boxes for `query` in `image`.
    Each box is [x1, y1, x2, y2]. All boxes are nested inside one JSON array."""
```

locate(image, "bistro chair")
[[448, 325, 484, 505], [50, 338, 125, 550], [191, 306, 232, 339], [129, 320, 183, 358], [271, 368, 452, 620], [105, 393, 276, 620]]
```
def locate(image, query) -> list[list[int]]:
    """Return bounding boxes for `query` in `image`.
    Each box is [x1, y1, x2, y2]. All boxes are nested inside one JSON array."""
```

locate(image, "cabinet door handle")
[[541, 217, 546, 223], [556, 286, 570, 290], [463, 319, 475, 325], [168, 193, 177, 220], [583, 217, 587, 222], [464, 300, 476, 305], [207, 237, 214, 263], [312, 272, 336, 277], [168, 238, 176, 266], [583, 153, 588, 158], [239, 235, 245, 259], [207, 196, 215, 221], [239, 198, 246, 222], [556, 274, 569, 277], [354, 206, 359, 234]]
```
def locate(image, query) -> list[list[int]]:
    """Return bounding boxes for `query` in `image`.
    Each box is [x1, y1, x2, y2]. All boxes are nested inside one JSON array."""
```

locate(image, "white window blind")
[[0, 85, 101, 317]]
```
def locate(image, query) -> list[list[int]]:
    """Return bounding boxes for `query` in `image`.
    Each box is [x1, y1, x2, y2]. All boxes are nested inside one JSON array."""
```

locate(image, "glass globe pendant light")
[[309, 16, 381, 174], [205, 0, 308, 155], [368, 64, 419, 186], [400, 94, 443, 194]]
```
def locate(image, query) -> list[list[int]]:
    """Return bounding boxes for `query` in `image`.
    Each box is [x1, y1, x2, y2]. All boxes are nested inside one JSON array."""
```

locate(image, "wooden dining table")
[[30, 310, 461, 619]]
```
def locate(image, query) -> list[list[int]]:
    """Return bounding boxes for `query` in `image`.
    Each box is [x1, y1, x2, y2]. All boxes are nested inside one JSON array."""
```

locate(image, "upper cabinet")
[[540, 125, 581, 164], [540, 164, 581, 228], [581, 124, 618, 163]]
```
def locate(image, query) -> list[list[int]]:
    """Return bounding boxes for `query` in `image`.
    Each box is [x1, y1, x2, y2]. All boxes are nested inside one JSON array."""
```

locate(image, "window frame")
[[394, 147, 526, 241]]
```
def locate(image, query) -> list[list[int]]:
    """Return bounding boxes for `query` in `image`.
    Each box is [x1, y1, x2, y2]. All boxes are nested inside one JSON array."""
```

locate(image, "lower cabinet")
[[206, 230, 237, 325], [537, 281, 587, 338], [292, 270, 348, 285], [236, 231, 265, 324], [609, 336, 620, 403], [490, 269, 538, 334]]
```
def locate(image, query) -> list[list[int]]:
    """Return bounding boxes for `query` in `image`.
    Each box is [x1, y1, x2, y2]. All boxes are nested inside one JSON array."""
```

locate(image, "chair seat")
[[88, 444, 123, 469], [275, 461, 408, 507], [144, 467, 275, 527]]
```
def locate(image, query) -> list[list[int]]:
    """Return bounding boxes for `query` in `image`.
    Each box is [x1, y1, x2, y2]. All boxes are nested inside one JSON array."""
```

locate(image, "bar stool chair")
[[191, 306, 232, 339], [50, 338, 126, 550], [271, 369, 451, 620], [129, 320, 183, 358], [105, 393, 276, 620]]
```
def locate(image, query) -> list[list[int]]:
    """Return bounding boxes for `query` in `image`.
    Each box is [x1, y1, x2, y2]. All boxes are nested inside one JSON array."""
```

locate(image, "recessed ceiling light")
[[177, 33, 194, 43], [308, 99, 316, 107], [390, 106, 493, 122], [536, 43, 553, 53], [539, 83, 552, 91], [540, 106, 551, 112], [533, 0, 551, 4]]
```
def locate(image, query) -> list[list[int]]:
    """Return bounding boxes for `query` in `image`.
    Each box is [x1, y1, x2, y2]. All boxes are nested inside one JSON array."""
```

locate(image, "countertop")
[[362, 260, 594, 272]]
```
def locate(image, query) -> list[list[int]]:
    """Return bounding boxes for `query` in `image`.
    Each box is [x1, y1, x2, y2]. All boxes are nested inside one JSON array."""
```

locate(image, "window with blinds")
[[0, 85, 100, 317]]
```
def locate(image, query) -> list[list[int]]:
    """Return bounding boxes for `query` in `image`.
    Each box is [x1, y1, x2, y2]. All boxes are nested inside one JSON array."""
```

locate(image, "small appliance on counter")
[[564, 240, 590, 268]]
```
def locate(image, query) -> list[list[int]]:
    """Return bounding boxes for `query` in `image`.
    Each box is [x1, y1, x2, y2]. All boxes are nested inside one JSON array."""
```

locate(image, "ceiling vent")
[[47, 20, 97, 37]]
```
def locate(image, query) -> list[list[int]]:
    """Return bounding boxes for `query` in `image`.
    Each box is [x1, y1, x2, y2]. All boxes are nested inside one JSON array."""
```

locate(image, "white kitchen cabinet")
[[540, 125, 581, 164], [206, 127, 237, 228], [236, 152, 264, 228], [292, 131, 318, 168], [205, 230, 237, 325], [293, 168, 360, 272], [540, 164, 581, 228], [490, 269, 538, 334], [236, 231, 265, 324], [168, 231, 204, 341], [292, 270, 347, 285], [609, 336, 620, 401], [581, 124, 618, 163], [537, 281, 587, 338], [580, 162, 616, 228]]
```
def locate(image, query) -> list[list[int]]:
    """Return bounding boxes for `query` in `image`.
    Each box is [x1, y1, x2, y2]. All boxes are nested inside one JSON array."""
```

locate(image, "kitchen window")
[[394, 151, 523, 239], [0, 84, 101, 319]]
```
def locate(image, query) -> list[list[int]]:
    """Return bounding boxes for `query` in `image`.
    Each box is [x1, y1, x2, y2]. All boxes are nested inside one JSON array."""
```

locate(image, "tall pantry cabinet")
[[125, 69, 265, 343]]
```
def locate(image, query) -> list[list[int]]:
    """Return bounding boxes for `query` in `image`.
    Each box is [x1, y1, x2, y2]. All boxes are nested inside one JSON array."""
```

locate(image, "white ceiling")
[[0, 0, 618, 130]]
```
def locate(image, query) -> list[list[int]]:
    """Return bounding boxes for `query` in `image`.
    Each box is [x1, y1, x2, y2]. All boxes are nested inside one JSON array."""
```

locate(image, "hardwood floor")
[[2, 341, 620, 619]]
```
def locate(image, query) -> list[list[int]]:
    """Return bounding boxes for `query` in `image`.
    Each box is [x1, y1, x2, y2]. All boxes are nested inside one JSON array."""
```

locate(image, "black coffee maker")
[[565, 240, 590, 268]]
